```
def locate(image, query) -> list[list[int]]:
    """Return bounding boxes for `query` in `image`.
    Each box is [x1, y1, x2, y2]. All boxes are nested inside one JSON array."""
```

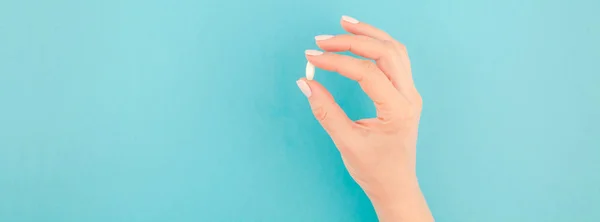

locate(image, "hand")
[[296, 15, 433, 222]]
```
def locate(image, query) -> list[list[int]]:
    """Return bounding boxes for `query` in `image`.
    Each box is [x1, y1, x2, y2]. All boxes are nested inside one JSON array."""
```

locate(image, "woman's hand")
[[296, 15, 433, 222]]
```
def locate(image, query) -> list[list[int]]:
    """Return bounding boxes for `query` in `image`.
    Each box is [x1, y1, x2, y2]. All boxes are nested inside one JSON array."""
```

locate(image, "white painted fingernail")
[[305, 49, 323, 56], [296, 80, 312, 98], [315, 35, 334, 41], [342, 15, 359, 24], [306, 62, 315, 80]]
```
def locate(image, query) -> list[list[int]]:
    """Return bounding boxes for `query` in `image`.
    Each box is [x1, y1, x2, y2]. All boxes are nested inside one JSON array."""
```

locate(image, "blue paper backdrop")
[[1, 0, 599, 221]]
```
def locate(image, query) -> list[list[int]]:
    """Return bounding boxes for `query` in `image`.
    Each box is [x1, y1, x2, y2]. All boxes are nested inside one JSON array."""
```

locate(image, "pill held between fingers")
[[306, 62, 315, 80]]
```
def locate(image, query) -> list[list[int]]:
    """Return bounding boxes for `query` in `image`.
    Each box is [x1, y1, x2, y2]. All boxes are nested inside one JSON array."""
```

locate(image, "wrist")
[[367, 178, 434, 222]]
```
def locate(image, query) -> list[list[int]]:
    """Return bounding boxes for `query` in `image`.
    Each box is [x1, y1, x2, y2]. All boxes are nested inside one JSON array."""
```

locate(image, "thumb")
[[296, 78, 354, 137]]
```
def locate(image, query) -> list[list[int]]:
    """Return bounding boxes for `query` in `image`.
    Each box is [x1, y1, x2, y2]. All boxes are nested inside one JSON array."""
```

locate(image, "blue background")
[[1, 0, 599, 221]]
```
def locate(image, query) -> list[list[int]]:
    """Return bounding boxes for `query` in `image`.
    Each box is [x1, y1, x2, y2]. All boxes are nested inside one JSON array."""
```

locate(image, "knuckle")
[[360, 60, 378, 71], [414, 93, 423, 108], [410, 99, 423, 116], [384, 39, 406, 52], [394, 41, 407, 52], [357, 61, 380, 83], [379, 40, 407, 59], [382, 41, 398, 55], [403, 93, 424, 120], [312, 105, 329, 122], [384, 48, 397, 58]]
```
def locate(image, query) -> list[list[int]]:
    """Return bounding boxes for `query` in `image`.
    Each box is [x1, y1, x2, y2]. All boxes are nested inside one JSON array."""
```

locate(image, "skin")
[[296, 16, 434, 222]]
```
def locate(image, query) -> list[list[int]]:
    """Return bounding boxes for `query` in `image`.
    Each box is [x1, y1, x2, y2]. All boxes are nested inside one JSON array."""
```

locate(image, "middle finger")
[[315, 34, 409, 93]]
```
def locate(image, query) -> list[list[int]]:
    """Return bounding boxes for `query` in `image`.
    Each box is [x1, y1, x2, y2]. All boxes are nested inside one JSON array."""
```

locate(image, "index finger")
[[305, 50, 409, 122]]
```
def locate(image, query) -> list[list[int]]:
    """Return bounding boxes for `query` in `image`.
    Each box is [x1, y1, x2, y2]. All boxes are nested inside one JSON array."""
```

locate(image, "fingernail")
[[296, 80, 312, 98], [305, 49, 323, 56], [342, 15, 359, 24], [315, 35, 334, 41]]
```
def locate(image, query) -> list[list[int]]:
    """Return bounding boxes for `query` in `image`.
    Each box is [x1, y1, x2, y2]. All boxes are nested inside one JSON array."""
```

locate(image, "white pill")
[[306, 61, 315, 80]]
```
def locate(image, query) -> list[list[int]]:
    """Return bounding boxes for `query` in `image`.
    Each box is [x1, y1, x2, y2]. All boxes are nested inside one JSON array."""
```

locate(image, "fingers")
[[296, 79, 355, 138], [315, 34, 407, 91], [341, 15, 394, 41], [339, 15, 410, 72], [316, 34, 392, 61], [325, 16, 418, 103], [305, 50, 407, 121]]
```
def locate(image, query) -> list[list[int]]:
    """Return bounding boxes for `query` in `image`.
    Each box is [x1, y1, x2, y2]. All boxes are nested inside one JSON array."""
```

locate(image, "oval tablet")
[[306, 62, 315, 80]]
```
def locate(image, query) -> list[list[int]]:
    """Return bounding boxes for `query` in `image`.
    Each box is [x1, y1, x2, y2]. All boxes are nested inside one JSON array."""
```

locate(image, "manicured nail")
[[342, 15, 359, 24], [315, 35, 334, 41], [296, 80, 312, 98], [305, 49, 323, 56]]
